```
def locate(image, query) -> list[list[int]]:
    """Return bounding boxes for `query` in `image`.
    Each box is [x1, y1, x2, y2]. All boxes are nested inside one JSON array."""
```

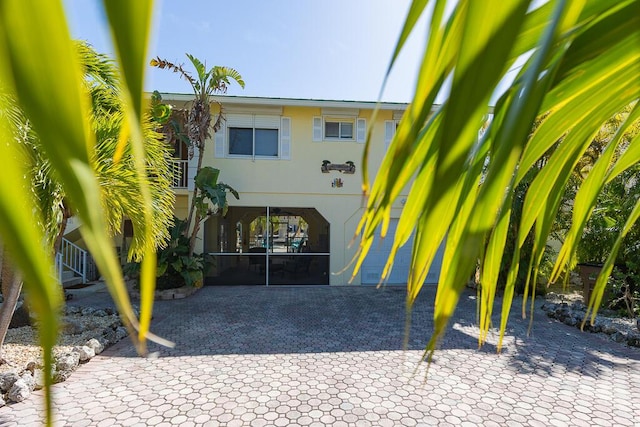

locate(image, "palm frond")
[[354, 0, 640, 357], [150, 57, 199, 93]]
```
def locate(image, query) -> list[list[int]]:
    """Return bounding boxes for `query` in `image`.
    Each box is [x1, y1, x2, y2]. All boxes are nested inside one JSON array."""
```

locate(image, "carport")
[[203, 206, 330, 285]]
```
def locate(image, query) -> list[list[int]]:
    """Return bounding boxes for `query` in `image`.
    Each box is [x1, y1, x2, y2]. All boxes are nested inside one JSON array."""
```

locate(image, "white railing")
[[171, 159, 188, 188], [58, 238, 98, 283]]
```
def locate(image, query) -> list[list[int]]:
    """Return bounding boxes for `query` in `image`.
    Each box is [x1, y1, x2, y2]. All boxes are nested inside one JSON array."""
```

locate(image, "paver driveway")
[[1, 285, 638, 426]]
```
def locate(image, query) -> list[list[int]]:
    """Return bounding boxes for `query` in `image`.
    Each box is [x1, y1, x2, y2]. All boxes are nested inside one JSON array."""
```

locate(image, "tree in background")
[[150, 54, 244, 255]]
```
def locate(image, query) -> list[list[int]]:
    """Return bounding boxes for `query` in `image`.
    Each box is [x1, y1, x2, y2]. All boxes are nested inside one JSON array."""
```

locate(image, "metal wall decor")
[[321, 160, 356, 174]]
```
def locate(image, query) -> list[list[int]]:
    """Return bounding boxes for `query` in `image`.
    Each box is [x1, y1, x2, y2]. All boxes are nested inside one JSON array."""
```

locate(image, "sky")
[[63, 0, 428, 103]]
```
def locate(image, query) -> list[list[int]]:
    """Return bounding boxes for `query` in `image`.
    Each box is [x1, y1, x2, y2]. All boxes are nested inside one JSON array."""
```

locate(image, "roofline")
[[155, 93, 412, 110]]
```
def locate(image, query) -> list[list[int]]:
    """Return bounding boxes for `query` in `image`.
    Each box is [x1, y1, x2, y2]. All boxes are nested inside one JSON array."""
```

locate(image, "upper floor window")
[[215, 114, 291, 160], [313, 116, 366, 143], [324, 119, 354, 140], [229, 127, 279, 157]]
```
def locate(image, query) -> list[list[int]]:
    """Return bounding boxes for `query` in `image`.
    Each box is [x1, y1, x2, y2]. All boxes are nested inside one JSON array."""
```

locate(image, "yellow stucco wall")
[[173, 192, 190, 220], [168, 97, 408, 285]]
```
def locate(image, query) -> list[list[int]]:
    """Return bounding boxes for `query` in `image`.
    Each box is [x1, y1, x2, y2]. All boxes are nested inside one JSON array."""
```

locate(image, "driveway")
[[1, 285, 638, 426]]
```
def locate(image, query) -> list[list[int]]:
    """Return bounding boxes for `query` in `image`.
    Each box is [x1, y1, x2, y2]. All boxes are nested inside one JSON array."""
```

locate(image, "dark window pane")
[[229, 128, 253, 155], [340, 122, 353, 139], [255, 128, 279, 156], [325, 121, 339, 138]]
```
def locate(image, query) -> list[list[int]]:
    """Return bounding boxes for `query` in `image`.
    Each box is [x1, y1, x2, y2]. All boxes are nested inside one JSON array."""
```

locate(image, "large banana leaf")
[[355, 0, 640, 359]]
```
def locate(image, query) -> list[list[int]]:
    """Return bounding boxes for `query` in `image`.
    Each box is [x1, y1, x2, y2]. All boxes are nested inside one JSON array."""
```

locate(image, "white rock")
[[32, 369, 45, 390], [85, 338, 104, 355], [8, 379, 31, 403], [0, 372, 19, 393], [55, 352, 80, 373], [19, 372, 35, 391], [73, 345, 95, 362]]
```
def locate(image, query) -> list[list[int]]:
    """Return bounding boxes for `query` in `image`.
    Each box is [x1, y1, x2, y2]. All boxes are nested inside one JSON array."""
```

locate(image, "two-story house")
[[165, 94, 444, 287]]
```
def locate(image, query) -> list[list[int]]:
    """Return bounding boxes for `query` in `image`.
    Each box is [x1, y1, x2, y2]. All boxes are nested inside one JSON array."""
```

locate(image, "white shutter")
[[280, 117, 291, 160], [356, 118, 366, 143], [227, 114, 253, 128], [254, 115, 280, 128], [384, 120, 395, 150], [214, 120, 226, 158], [313, 117, 323, 142]]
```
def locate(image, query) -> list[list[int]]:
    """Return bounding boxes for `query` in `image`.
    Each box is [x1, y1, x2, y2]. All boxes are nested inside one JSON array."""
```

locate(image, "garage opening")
[[361, 219, 444, 286], [204, 207, 330, 285]]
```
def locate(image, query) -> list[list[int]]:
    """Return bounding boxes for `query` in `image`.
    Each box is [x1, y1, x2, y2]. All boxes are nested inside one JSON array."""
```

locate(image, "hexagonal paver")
[[0, 285, 638, 426]]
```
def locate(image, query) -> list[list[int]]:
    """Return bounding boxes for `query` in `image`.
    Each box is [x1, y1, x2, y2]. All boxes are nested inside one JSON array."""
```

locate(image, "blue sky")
[[63, 1, 427, 103]]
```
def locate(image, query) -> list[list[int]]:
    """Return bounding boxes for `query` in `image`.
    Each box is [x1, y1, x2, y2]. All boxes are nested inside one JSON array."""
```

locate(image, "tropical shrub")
[[126, 218, 208, 289]]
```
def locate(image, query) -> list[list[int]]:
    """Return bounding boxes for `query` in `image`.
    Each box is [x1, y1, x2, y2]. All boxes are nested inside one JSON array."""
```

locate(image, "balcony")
[[171, 159, 188, 189]]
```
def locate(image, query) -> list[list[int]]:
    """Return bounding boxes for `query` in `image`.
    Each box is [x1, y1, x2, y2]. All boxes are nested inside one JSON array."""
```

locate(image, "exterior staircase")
[[56, 238, 98, 288]]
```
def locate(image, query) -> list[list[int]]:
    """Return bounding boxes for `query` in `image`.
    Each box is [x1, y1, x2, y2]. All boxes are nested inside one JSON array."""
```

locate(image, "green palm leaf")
[[354, 0, 640, 357], [0, 0, 162, 423]]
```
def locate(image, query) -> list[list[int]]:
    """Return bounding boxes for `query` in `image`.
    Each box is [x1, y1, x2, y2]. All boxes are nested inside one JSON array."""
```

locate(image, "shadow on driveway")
[[89, 285, 639, 381]]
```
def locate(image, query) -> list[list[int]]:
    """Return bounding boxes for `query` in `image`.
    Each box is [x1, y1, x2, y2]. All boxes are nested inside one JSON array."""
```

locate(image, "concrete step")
[[61, 270, 76, 280], [62, 276, 83, 288]]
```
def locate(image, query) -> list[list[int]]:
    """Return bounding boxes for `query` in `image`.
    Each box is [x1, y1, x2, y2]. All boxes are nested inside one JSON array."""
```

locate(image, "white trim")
[[157, 92, 414, 111]]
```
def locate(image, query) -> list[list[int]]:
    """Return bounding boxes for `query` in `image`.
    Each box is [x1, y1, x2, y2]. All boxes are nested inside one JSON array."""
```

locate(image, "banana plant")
[[150, 55, 244, 255], [194, 167, 240, 216]]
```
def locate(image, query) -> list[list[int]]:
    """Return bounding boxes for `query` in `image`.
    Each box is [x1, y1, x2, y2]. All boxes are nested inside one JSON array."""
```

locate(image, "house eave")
[[155, 93, 417, 111]]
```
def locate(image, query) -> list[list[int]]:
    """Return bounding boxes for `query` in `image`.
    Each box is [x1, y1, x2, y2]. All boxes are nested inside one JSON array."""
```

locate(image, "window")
[[217, 114, 290, 159], [313, 116, 366, 143], [228, 127, 279, 157], [324, 120, 354, 140]]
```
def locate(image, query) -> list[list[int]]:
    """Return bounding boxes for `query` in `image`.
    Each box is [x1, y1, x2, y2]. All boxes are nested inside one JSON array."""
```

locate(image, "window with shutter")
[[317, 116, 365, 142], [226, 114, 281, 158]]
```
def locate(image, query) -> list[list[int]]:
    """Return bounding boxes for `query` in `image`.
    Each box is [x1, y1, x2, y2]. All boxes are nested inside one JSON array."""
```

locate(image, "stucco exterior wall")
[[167, 95, 410, 285]]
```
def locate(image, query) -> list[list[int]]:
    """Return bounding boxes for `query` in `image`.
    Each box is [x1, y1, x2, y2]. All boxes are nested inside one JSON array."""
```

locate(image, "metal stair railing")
[[171, 159, 188, 188], [58, 238, 98, 283]]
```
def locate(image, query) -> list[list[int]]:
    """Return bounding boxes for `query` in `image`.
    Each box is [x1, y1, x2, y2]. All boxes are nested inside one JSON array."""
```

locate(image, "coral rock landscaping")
[[0, 304, 130, 405]]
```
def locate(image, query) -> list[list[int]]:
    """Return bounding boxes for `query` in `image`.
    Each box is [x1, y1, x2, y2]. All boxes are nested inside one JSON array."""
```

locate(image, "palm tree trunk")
[[186, 146, 205, 256], [0, 254, 23, 362]]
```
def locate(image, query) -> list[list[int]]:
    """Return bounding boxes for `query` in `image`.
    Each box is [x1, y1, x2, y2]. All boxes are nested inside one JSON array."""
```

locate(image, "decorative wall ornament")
[[321, 160, 356, 174]]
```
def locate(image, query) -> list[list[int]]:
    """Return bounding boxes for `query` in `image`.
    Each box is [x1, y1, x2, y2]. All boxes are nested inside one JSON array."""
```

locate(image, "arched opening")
[[204, 206, 330, 285]]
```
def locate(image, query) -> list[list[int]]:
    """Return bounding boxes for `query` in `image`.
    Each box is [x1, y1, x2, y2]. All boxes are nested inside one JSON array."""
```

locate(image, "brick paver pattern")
[[0, 285, 638, 426]]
